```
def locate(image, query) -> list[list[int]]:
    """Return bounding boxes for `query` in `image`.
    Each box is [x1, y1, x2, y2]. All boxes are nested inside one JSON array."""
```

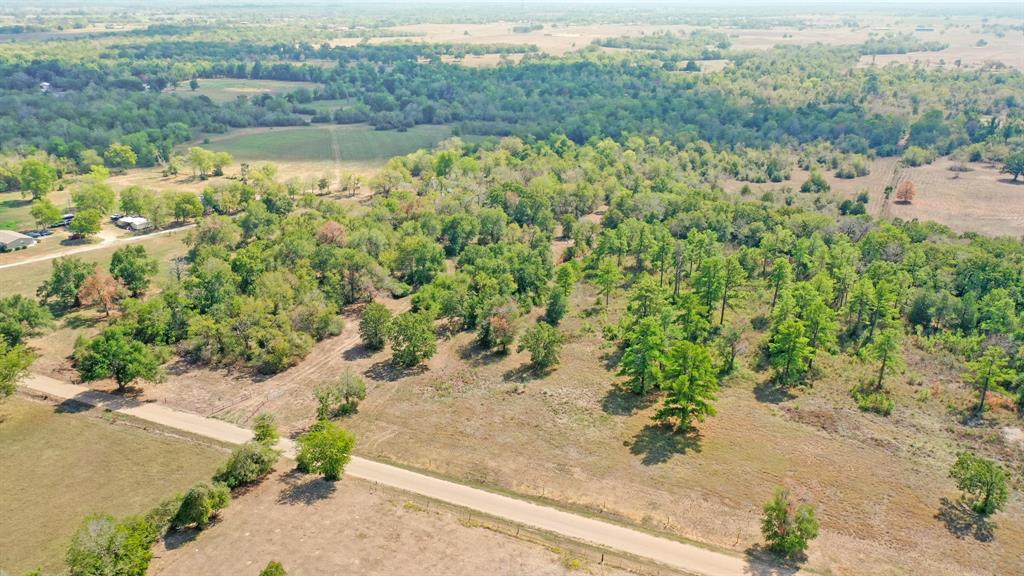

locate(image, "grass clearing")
[[0, 397, 224, 575], [164, 78, 319, 103], [201, 124, 453, 164]]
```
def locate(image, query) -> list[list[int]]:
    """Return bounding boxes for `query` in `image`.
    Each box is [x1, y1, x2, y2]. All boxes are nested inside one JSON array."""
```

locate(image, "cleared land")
[[149, 469, 633, 576], [164, 78, 319, 103], [0, 397, 224, 575], [201, 124, 453, 164], [101, 277, 1024, 576]]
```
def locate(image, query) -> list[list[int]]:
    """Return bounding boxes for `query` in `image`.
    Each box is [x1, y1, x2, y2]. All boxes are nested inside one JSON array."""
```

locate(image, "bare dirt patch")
[[149, 468, 634, 576]]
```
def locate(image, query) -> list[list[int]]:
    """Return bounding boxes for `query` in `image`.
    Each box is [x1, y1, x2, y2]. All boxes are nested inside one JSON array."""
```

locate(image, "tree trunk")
[[975, 379, 989, 416], [877, 356, 887, 389]]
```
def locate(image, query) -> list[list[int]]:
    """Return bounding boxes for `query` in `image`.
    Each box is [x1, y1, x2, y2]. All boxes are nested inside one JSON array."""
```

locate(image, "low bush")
[[213, 441, 280, 489]]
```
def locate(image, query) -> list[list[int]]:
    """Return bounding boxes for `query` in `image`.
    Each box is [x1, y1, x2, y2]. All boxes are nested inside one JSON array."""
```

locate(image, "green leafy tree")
[[119, 186, 155, 216], [544, 288, 568, 324], [37, 256, 92, 309], [761, 488, 819, 558], [253, 412, 279, 445], [19, 159, 57, 199], [72, 180, 117, 215], [172, 192, 204, 222], [655, 341, 718, 430], [314, 369, 367, 418], [68, 209, 102, 238], [0, 294, 52, 346], [949, 452, 1009, 516], [75, 328, 163, 391], [863, 326, 903, 389], [0, 340, 34, 400], [517, 322, 564, 369], [718, 256, 746, 325], [66, 514, 158, 576], [358, 302, 392, 350], [110, 245, 158, 297], [593, 257, 622, 306], [769, 258, 793, 311], [768, 317, 813, 386], [395, 235, 444, 286], [171, 482, 230, 529], [296, 420, 356, 481], [103, 143, 137, 172], [388, 312, 437, 367], [964, 347, 1016, 417], [693, 256, 725, 317], [213, 441, 280, 489], [30, 198, 61, 229], [1000, 150, 1024, 181], [618, 317, 666, 395]]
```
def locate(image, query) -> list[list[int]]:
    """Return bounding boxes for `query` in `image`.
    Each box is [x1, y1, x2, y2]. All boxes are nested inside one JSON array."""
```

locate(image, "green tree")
[[395, 235, 444, 286], [593, 257, 622, 306], [260, 561, 288, 576], [72, 180, 117, 215], [517, 322, 564, 369], [30, 198, 61, 229], [172, 192, 204, 222], [964, 347, 1016, 417], [19, 159, 57, 199], [0, 340, 34, 400], [171, 482, 230, 529], [213, 441, 280, 489], [618, 317, 666, 395], [769, 258, 793, 311], [387, 312, 436, 367], [314, 369, 367, 418], [119, 186, 155, 216], [693, 256, 725, 317], [103, 144, 137, 172], [761, 488, 819, 558], [296, 420, 356, 481], [544, 288, 568, 324], [68, 209, 102, 238], [253, 412, 279, 445], [358, 302, 392, 350], [66, 514, 157, 576], [37, 256, 92, 309], [0, 294, 52, 346], [768, 317, 813, 386], [655, 341, 718, 430], [1000, 150, 1024, 181], [863, 326, 903, 389], [949, 452, 1009, 516], [110, 245, 158, 297], [718, 256, 746, 325], [75, 328, 163, 391]]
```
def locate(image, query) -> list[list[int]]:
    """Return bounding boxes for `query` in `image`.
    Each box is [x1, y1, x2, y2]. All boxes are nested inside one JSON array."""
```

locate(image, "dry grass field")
[[63, 276, 1023, 576], [0, 397, 225, 575], [149, 468, 635, 576]]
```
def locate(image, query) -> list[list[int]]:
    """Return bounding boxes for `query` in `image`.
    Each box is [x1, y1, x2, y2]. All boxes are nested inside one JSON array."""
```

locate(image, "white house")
[[115, 216, 152, 231]]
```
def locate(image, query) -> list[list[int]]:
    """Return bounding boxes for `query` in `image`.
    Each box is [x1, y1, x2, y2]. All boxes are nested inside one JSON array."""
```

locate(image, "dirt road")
[[0, 225, 195, 271], [20, 373, 785, 576]]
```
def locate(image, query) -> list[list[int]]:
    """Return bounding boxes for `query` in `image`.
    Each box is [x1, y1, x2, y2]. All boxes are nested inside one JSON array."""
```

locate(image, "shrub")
[[253, 412, 279, 445], [66, 514, 158, 576], [359, 302, 392, 350], [761, 488, 819, 558], [171, 482, 230, 530], [902, 146, 936, 167], [314, 369, 367, 418], [851, 384, 895, 416], [388, 311, 437, 367], [260, 561, 288, 576], [213, 442, 280, 489], [544, 289, 568, 324], [517, 323, 564, 369], [296, 420, 356, 481]]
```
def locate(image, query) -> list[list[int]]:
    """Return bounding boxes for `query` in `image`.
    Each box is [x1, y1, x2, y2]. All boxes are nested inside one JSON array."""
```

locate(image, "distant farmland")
[[201, 124, 454, 164]]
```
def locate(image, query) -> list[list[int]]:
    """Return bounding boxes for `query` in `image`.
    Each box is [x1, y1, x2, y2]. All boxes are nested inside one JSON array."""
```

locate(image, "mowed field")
[[150, 468, 634, 576], [201, 124, 453, 164], [0, 397, 225, 575], [164, 78, 320, 103]]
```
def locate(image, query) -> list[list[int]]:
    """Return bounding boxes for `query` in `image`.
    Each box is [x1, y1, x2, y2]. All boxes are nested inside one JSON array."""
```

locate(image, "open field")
[[164, 78, 320, 103], [201, 124, 453, 164], [150, 468, 634, 576], [720, 155, 1023, 238], [0, 229, 189, 299], [0, 397, 224, 575], [94, 276, 1024, 576]]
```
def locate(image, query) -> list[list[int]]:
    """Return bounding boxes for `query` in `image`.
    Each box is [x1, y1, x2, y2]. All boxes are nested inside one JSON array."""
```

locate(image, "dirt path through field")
[[19, 373, 789, 576]]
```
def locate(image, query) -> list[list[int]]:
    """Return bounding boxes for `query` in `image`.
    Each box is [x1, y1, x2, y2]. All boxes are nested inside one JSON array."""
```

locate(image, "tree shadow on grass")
[[628, 423, 701, 466], [62, 313, 103, 330], [753, 379, 796, 404], [458, 340, 505, 367], [601, 347, 623, 372], [935, 497, 995, 542], [742, 546, 802, 576], [601, 385, 655, 416], [276, 470, 337, 506], [363, 360, 427, 382], [164, 526, 205, 550], [342, 343, 375, 361]]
